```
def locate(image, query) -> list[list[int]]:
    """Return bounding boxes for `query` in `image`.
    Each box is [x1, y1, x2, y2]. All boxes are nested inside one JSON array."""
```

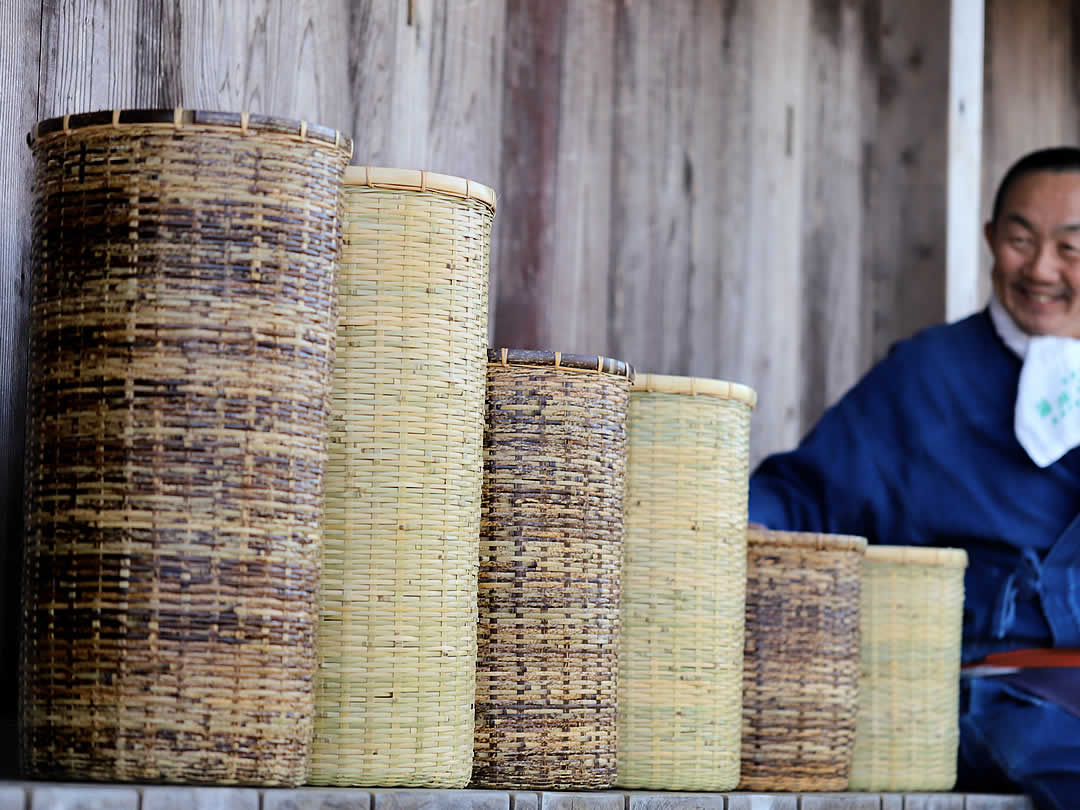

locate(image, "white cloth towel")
[[989, 294, 1080, 467]]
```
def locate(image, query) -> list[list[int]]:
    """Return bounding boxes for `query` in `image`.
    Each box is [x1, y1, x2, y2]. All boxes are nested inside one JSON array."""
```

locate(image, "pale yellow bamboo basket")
[[617, 373, 756, 791], [310, 167, 496, 787], [848, 545, 968, 792]]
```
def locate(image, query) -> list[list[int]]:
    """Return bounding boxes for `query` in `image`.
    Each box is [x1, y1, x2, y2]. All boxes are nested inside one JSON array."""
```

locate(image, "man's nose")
[[1027, 242, 1061, 281]]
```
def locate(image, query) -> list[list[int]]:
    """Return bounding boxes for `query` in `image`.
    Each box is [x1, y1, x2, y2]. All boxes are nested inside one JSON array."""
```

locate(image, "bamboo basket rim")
[[632, 372, 757, 407], [865, 544, 968, 567], [748, 528, 867, 553], [488, 348, 634, 381], [27, 107, 353, 155], [344, 165, 496, 213]]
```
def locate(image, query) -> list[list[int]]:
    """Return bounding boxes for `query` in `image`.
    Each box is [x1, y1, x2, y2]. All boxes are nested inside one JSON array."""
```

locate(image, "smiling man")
[[749, 147, 1080, 810]]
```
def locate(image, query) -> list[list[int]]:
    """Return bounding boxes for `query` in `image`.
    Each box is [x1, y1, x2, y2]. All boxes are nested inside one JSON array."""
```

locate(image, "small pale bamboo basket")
[[20, 108, 352, 785], [616, 373, 756, 791], [473, 349, 633, 790], [741, 529, 866, 791], [848, 545, 968, 791], [310, 167, 496, 788]]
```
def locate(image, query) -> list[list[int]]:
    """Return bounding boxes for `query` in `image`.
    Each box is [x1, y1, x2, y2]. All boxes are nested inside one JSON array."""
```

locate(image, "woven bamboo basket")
[[848, 545, 968, 792], [309, 167, 496, 788], [740, 529, 867, 792], [20, 108, 352, 785], [473, 349, 633, 790], [616, 373, 756, 791]]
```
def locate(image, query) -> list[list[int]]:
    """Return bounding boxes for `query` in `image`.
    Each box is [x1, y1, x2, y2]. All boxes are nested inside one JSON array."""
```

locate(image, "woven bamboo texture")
[[20, 108, 351, 786], [473, 349, 632, 790], [740, 530, 867, 792], [310, 167, 495, 788], [616, 373, 756, 792], [848, 545, 968, 792]]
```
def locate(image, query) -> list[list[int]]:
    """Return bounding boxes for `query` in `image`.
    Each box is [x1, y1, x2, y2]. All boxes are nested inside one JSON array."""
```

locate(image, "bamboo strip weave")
[[20, 111, 349, 786], [740, 530, 866, 791], [310, 176, 494, 788], [617, 379, 754, 791], [474, 355, 630, 790], [848, 545, 968, 791]]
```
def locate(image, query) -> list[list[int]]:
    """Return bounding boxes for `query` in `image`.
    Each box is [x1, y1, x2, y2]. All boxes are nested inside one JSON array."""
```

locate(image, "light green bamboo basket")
[[309, 167, 496, 787], [848, 545, 968, 792], [617, 373, 756, 791]]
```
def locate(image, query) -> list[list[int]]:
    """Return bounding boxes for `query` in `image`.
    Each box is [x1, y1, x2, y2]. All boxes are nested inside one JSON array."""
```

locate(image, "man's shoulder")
[[884, 309, 996, 369], [854, 309, 1002, 402]]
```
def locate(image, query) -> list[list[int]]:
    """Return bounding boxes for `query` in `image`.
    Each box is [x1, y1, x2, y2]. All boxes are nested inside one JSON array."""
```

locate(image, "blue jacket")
[[749, 309, 1080, 662]]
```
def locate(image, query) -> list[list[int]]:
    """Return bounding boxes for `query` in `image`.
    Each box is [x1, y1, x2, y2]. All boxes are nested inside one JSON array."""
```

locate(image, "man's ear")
[[984, 220, 996, 250]]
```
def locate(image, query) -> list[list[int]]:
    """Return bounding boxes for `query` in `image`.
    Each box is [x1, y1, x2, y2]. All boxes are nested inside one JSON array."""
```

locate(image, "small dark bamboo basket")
[[20, 108, 352, 786], [740, 529, 867, 792], [473, 349, 633, 790]]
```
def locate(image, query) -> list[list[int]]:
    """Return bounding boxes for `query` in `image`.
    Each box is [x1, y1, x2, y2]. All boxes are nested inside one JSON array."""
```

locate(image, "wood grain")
[[901, 795, 965, 810], [0, 0, 40, 779], [864, 0, 949, 360], [800, 795, 882, 810], [156, 0, 352, 128], [37, 0, 142, 116], [689, 0, 755, 387], [345, 0, 505, 181], [963, 795, 1036, 810], [800, 0, 874, 428], [543, 0, 616, 357], [727, 796, 798, 810], [490, 0, 566, 350], [742, 0, 810, 458], [608, 0, 706, 376]]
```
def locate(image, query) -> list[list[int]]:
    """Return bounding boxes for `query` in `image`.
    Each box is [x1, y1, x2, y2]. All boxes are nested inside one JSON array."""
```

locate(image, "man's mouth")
[[1015, 285, 1068, 304]]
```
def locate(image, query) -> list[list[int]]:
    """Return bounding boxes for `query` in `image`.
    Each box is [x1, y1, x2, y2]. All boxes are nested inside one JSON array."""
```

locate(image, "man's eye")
[[1009, 236, 1033, 249], [1062, 243, 1080, 256]]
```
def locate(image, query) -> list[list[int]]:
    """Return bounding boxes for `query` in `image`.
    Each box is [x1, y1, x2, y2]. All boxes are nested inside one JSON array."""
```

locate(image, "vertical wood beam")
[[0, 0, 40, 778], [946, 0, 985, 321]]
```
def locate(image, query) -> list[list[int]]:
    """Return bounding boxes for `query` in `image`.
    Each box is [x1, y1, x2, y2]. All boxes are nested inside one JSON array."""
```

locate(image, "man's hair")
[[991, 146, 1080, 224]]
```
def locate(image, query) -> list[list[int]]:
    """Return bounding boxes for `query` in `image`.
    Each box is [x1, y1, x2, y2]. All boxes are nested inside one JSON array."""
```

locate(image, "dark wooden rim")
[[27, 108, 353, 153], [488, 348, 634, 380]]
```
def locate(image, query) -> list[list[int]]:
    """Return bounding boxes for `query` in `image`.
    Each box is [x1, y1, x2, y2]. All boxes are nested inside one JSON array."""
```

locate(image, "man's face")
[[988, 169, 1080, 338]]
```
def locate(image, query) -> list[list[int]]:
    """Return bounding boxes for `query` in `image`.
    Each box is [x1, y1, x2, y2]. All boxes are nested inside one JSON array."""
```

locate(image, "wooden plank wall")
[[0, 0, 40, 779], [0, 0, 954, 772], [980, 0, 1080, 304]]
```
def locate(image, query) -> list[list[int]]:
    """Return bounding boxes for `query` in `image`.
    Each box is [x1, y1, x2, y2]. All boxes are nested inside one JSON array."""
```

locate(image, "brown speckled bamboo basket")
[[849, 545, 968, 792], [740, 529, 866, 792], [20, 108, 352, 786], [310, 167, 495, 788], [617, 373, 756, 791], [473, 349, 632, 790]]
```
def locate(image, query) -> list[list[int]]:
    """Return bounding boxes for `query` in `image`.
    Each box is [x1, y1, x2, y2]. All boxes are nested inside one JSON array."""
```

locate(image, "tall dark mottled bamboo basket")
[[473, 349, 632, 790], [20, 108, 352, 785], [740, 529, 866, 792]]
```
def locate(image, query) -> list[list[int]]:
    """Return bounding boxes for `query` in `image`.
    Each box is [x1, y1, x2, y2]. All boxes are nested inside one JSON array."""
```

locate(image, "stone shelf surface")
[[0, 783, 1034, 810]]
